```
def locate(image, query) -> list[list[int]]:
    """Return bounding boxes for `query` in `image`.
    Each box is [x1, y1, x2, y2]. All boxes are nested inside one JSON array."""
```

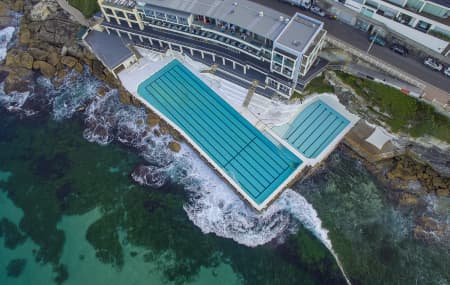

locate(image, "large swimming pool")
[[138, 60, 302, 206], [283, 100, 350, 158]]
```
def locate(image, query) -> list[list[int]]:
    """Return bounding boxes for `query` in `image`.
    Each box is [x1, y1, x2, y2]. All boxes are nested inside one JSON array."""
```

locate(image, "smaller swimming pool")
[[283, 100, 350, 158]]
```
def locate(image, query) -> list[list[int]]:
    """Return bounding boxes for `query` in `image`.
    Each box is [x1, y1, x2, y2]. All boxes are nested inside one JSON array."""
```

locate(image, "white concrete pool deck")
[[117, 47, 359, 210]]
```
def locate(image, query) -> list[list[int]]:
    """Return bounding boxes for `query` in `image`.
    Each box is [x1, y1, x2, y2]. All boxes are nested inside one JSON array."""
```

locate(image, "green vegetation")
[[86, 213, 124, 269], [6, 259, 27, 278], [0, 218, 27, 249], [69, 0, 100, 18], [292, 74, 334, 101], [304, 75, 335, 95], [336, 71, 450, 143], [429, 30, 450, 42]]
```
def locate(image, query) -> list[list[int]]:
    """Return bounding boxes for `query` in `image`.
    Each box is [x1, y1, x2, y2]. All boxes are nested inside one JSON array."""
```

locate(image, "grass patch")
[[336, 71, 450, 143], [291, 75, 334, 101], [68, 0, 99, 18], [304, 75, 334, 95]]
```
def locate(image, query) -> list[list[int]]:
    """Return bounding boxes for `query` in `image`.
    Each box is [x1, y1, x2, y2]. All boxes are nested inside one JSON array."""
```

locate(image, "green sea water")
[[0, 68, 448, 285], [0, 110, 345, 285]]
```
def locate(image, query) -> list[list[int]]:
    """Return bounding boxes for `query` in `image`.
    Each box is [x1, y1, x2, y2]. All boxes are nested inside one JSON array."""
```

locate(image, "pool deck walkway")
[[117, 51, 359, 210]]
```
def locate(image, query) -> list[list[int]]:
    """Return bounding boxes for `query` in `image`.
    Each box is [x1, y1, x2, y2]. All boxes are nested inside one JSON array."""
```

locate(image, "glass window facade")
[[156, 11, 166, 20], [167, 14, 177, 23]]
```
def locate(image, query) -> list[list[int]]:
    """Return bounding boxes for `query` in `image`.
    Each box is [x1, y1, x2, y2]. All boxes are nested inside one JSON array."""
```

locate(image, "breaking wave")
[[0, 26, 16, 61], [0, 69, 350, 283]]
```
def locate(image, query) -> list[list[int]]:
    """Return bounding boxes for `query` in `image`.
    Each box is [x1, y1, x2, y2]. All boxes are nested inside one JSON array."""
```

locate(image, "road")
[[251, 0, 450, 94]]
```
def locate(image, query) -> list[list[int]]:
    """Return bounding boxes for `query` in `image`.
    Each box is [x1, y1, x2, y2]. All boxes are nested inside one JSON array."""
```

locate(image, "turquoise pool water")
[[284, 100, 350, 159], [137, 60, 302, 205]]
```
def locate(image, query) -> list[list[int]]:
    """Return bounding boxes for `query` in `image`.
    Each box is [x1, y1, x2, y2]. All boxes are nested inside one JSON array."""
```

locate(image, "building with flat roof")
[[330, 0, 450, 55], [95, 0, 326, 97], [83, 30, 137, 75]]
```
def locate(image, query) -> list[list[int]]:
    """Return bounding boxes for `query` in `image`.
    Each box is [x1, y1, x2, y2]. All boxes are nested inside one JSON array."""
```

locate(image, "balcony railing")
[[145, 18, 267, 58], [192, 20, 272, 50], [102, 0, 135, 10]]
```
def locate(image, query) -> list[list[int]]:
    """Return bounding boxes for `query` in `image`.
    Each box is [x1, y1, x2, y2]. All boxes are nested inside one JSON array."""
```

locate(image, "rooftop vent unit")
[[279, 16, 284, 22], [233, 2, 238, 6], [292, 40, 301, 47], [258, 11, 264, 17], [285, 17, 290, 23]]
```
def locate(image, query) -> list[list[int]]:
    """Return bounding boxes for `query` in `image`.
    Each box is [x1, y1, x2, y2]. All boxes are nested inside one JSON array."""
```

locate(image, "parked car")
[[368, 34, 386, 47], [310, 6, 326, 17], [390, 44, 408, 56], [424, 57, 443, 71], [444, 67, 450, 77]]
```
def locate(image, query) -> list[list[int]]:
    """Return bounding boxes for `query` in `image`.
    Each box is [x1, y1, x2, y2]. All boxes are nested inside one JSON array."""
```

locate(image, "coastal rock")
[[398, 193, 419, 206], [436, 188, 449, 197], [97, 86, 108, 97], [118, 89, 131, 104], [61, 56, 78, 68], [4, 67, 33, 94], [131, 165, 167, 188], [91, 60, 106, 81], [11, 0, 24, 12], [19, 52, 33, 69], [28, 48, 49, 61], [74, 62, 83, 73], [19, 27, 31, 45], [30, 1, 52, 21], [47, 51, 60, 66], [146, 112, 160, 127], [168, 141, 181, 153], [33, 61, 56, 78]]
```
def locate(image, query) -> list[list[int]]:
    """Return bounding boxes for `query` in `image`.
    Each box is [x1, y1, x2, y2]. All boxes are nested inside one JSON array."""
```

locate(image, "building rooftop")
[[275, 13, 323, 55], [138, 0, 290, 40], [84, 30, 134, 70]]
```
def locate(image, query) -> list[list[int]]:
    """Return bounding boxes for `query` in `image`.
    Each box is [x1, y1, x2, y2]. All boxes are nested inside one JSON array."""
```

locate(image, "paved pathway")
[[56, 0, 89, 27]]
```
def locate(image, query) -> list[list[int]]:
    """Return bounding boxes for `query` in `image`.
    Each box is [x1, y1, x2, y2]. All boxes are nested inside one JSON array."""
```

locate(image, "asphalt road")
[[251, 0, 450, 94]]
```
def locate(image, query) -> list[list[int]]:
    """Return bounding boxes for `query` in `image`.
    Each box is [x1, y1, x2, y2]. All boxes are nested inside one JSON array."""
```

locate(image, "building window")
[[167, 14, 177, 23], [272, 62, 282, 72], [178, 17, 188, 25], [273, 53, 283, 64], [416, 20, 431, 32], [284, 58, 294, 68], [104, 8, 113, 15], [144, 9, 154, 18], [116, 10, 125, 18], [282, 67, 292, 77], [155, 11, 166, 20], [279, 84, 290, 94], [268, 79, 278, 89], [127, 13, 136, 20]]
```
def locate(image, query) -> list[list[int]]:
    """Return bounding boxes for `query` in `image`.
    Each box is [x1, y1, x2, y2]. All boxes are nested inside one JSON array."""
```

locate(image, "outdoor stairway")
[[243, 80, 259, 108], [200, 64, 218, 74]]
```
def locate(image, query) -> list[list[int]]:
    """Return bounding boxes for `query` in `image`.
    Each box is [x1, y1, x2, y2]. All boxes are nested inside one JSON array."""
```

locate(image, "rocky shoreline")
[[1, 0, 448, 247], [1, 0, 183, 153]]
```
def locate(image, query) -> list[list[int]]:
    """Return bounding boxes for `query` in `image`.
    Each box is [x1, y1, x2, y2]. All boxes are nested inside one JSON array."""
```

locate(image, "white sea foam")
[[0, 26, 15, 61], [0, 65, 351, 283]]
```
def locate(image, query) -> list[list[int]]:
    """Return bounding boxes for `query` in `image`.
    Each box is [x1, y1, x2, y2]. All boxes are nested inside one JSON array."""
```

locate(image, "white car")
[[444, 67, 450, 77], [310, 6, 326, 17], [424, 57, 443, 71]]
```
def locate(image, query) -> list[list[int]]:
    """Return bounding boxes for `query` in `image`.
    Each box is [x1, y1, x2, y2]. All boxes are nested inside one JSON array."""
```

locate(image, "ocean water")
[[0, 70, 346, 285]]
